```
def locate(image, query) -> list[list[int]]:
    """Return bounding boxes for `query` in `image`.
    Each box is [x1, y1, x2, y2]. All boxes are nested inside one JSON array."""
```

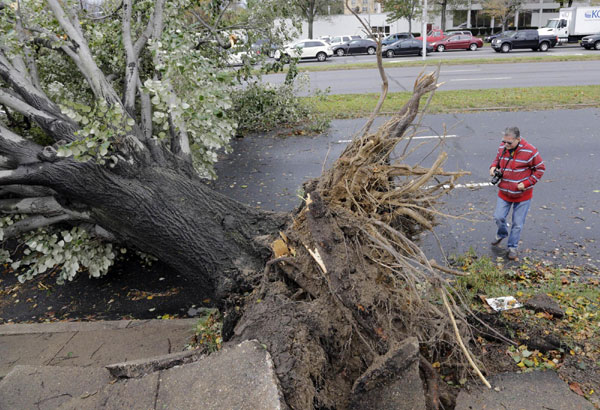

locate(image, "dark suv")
[[491, 29, 557, 52], [382, 32, 414, 46]]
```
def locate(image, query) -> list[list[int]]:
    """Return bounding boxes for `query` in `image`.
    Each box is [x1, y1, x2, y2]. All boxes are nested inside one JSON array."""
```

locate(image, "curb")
[[0, 319, 198, 336]]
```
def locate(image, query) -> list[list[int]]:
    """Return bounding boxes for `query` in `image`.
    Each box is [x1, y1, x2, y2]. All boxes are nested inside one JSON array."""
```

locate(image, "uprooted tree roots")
[[231, 72, 492, 409]]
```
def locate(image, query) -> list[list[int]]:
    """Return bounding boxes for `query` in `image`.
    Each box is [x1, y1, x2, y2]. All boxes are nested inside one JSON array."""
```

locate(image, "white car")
[[274, 40, 333, 62]]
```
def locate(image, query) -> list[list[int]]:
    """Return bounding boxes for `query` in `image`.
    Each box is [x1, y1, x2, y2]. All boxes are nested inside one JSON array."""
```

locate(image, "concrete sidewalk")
[[0, 319, 197, 379], [0, 320, 286, 409]]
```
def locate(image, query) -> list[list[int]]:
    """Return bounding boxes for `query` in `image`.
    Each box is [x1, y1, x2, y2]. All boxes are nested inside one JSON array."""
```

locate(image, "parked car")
[[445, 30, 473, 36], [382, 39, 432, 57], [416, 29, 447, 43], [332, 39, 378, 56], [580, 33, 600, 49], [251, 39, 278, 58], [484, 30, 515, 43], [430, 34, 483, 51], [274, 40, 333, 62], [381, 32, 414, 46], [491, 29, 558, 52], [330, 35, 361, 47]]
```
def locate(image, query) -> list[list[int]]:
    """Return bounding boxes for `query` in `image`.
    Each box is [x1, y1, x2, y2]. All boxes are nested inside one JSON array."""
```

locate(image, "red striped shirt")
[[490, 138, 545, 202]]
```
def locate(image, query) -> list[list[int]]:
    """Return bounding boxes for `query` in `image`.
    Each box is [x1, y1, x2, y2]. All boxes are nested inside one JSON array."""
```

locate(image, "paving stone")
[[0, 332, 75, 378], [0, 365, 111, 410], [156, 340, 287, 410], [455, 371, 594, 410]]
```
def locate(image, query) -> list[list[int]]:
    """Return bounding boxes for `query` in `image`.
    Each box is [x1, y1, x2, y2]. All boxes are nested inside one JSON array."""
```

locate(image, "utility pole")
[[422, 0, 427, 60]]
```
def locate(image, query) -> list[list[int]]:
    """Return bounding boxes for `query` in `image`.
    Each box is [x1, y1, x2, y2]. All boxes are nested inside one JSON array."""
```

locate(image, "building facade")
[[299, 0, 592, 39]]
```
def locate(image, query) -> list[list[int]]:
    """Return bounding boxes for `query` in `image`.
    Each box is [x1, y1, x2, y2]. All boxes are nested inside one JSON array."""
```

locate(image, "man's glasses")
[[502, 139, 517, 145]]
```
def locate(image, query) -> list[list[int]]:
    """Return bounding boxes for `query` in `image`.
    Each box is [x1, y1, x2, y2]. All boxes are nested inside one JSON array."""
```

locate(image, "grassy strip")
[[452, 252, 599, 362], [294, 53, 600, 73], [305, 85, 600, 118]]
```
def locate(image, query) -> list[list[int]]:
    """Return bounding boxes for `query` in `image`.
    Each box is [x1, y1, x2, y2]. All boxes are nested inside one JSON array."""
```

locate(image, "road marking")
[[441, 69, 481, 73], [336, 134, 459, 143], [450, 77, 511, 82]]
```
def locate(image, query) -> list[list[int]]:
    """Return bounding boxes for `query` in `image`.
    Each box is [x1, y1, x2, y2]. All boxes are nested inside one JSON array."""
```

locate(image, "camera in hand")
[[491, 169, 503, 185]]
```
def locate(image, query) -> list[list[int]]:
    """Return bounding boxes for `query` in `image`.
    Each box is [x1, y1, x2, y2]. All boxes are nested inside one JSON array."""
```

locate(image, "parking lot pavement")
[[213, 108, 600, 265]]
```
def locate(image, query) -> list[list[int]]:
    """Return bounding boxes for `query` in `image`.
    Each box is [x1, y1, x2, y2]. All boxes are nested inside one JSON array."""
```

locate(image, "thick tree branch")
[[0, 196, 63, 215], [0, 121, 43, 166], [137, 77, 152, 139], [0, 184, 57, 198], [0, 52, 79, 142], [0, 163, 48, 186], [122, 0, 138, 115], [15, 0, 41, 90], [46, 0, 121, 105], [1, 213, 74, 239]]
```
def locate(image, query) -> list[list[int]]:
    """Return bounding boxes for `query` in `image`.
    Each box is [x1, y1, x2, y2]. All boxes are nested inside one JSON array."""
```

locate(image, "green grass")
[[304, 85, 600, 118], [452, 253, 600, 349], [293, 53, 600, 73]]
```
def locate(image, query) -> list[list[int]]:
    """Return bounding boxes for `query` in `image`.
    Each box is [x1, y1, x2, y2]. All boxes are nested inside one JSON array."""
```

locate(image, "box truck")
[[538, 6, 600, 44]]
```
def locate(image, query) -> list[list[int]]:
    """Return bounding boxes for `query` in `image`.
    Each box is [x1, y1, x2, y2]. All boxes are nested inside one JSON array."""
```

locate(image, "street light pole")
[[422, 0, 427, 60]]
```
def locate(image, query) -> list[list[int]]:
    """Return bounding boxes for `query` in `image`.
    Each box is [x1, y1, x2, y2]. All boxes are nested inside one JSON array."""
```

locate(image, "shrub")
[[230, 80, 329, 135]]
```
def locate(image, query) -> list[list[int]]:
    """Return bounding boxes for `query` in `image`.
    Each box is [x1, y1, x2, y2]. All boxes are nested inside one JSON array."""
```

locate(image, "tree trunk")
[[26, 159, 286, 299], [441, 1, 447, 31], [308, 16, 314, 39]]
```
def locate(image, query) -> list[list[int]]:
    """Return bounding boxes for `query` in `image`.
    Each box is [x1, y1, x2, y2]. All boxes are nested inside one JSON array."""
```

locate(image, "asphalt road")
[[296, 43, 594, 67], [263, 59, 600, 95], [212, 109, 600, 266]]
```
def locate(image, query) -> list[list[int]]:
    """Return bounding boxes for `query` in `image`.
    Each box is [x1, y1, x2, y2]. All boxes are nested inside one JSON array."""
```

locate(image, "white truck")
[[539, 7, 600, 44]]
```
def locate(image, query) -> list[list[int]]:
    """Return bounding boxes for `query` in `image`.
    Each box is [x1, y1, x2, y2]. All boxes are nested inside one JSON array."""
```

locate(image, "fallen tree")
[[1, 0, 495, 408]]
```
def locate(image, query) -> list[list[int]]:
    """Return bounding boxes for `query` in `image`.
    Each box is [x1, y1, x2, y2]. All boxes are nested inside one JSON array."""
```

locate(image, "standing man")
[[489, 127, 545, 260]]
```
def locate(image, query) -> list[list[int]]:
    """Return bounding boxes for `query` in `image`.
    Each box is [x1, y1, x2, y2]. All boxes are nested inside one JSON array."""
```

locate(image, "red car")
[[431, 34, 483, 52]]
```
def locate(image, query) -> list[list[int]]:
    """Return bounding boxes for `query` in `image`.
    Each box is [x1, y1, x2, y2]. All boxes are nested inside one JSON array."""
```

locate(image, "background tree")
[[0, 1, 492, 407], [482, 0, 523, 30], [382, 0, 422, 33], [431, 0, 465, 31], [292, 0, 343, 39]]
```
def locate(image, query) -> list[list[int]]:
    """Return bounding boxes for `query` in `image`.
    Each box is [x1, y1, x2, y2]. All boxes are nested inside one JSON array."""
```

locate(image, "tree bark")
[[29, 160, 287, 298]]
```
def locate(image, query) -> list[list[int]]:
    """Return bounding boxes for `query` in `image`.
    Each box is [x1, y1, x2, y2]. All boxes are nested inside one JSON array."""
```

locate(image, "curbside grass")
[[304, 85, 600, 119]]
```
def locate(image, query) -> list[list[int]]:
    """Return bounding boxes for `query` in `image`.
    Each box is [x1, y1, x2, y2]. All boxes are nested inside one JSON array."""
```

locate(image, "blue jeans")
[[493, 197, 531, 250]]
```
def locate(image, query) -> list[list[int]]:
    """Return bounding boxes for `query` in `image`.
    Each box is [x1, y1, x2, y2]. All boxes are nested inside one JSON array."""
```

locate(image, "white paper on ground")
[[485, 296, 523, 312]]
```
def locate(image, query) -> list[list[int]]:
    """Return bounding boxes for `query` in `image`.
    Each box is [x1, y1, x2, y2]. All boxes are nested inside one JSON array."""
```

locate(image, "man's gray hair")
[[504, 126, 520, 139]]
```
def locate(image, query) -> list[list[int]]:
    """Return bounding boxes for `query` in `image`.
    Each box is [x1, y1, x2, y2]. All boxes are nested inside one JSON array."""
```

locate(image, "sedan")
[[581, 33, 600, 50], [333, 39, 378, 56], [382, 39, 432, 57], [431, 34, 483, 52]]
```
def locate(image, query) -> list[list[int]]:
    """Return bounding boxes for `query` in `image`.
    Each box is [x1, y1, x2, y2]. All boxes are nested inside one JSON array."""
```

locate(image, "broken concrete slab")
[[45, 321, 193, 367], [156, 340, 287, 410], [349, 337, 426, 410], [0, 332, 75, 379], [0, 319, 196, 379], [455, 371, 594, 410], [0, 318, 198, 335], [106, 348, 206, 378], [57, 373, 160, 410], [524, 293, 565, 318], [0, 365, 111, 410]]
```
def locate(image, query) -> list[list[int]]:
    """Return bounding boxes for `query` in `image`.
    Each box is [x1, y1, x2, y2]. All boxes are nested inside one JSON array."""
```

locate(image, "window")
[[525, 31, 537, 40]]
